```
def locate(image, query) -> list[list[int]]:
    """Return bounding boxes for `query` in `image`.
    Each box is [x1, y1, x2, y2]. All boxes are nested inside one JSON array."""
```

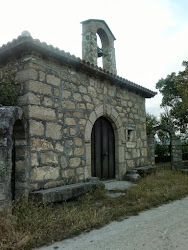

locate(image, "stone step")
[[30, 182, 104, 203], [133, 166, 156, 176], [104, 180, 136, 191]]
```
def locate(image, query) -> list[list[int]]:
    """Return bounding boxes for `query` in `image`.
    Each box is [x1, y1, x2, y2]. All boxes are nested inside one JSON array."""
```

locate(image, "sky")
[[1, 0, 188, 117]]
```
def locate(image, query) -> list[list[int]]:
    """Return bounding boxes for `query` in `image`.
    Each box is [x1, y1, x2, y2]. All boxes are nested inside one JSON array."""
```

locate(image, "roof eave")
[[0, 37, 156, 98]]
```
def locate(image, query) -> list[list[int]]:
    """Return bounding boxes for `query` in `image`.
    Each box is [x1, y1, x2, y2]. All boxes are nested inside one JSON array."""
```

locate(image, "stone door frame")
[[84, 104, 126, 180], [147, 125, 183, 169]]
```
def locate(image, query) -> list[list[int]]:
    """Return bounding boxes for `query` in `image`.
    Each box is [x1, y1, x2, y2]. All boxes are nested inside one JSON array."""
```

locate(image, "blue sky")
[[1, 0, 188, 117]]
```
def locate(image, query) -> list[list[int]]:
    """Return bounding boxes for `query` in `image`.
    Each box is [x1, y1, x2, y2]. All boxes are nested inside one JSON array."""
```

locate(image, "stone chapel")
[[0, 19, 156, 212]]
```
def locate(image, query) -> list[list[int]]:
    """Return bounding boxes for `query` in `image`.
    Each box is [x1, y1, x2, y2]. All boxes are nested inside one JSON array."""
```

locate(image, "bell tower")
[[81, 19, 117, 75]]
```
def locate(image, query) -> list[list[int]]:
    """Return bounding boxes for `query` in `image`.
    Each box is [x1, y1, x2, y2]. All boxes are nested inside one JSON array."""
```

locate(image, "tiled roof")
[[0, 32, 157, 98]]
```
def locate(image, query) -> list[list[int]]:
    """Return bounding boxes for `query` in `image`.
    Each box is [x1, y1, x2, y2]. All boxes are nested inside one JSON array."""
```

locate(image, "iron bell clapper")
[[97, 47, 103, 57]]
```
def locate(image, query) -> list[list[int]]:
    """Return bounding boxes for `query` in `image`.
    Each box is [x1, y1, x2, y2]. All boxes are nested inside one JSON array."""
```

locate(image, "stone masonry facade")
[[0, 20, 156, 213]]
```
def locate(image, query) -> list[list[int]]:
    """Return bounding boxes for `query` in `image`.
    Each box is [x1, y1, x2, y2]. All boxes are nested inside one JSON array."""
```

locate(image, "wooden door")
[[91, 117, 115, 179]]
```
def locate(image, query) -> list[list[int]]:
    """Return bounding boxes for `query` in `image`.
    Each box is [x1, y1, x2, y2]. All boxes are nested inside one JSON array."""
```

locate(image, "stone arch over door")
[[91, 116, 115, 179], [147, 125, 183, 169], [84, 104, 126, 180]]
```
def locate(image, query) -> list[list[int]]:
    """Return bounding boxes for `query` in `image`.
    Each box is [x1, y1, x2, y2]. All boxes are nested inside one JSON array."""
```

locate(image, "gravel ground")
[[37, 196, 188, 250]]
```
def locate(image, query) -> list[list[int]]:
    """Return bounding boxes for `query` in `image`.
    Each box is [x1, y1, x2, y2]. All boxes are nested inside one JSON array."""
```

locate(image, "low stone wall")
[[0, 107, 29, 215]]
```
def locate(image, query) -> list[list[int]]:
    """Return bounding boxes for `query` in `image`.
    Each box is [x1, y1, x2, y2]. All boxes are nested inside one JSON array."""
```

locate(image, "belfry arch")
[[147, 125, 183, 169], [84, 104, 126, 180]]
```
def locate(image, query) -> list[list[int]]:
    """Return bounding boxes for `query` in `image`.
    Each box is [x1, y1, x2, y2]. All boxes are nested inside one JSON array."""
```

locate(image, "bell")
[[97, 47, 103, 57]]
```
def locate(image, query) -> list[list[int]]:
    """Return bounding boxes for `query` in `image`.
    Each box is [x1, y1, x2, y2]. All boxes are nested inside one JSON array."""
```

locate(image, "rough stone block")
[[55, 143, 64, 152], [88, 86, 97, 98], [30, 165, 60, 181], [43, 96, 53, 107], [74, 138, 83, 146], [46, 123, 62, 140], [133, 166, 156, 176], [29, 120, 44, 136], [73, 93, 82, 101], [41, 151, 58, 164], [79, 85, 87, 93], [83, 95, 91, 102], [47, 75, 60, 86], [25, 81, 52, 95], [62, 168, 74, 178], [60, 156, 67, 168], [65, 118, 76, 126], [28, 105, 56, 120], [74, 148, 85, 156], [31, 138, 53, 151], [19, 92, 40, 105], [62, 100, 75, 109], [29, 182, 104, 203], [69, 157, 81, 167], [31, 152, 39, 166], [16, 68, 38, 81], [86, 103, 94, 110]]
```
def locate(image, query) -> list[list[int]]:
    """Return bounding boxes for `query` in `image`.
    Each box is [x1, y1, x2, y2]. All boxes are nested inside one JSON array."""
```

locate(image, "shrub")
[[0, 72, 19, 107], [0, 159, 11, 177]]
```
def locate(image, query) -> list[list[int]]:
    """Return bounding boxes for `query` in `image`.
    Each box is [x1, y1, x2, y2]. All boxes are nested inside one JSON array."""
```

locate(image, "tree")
[[156, 61, 188, 134], [146, 113, 159, 134], [146, 113, 170, 157]]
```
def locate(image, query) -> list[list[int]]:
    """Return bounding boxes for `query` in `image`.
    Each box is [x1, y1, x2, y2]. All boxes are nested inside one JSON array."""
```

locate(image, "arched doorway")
[[147, 125, 183, 169], [91, 117, 115, 179]]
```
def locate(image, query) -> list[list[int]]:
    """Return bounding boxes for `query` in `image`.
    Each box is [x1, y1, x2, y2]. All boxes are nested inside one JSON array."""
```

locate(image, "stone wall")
[[0, 107, 29, 215], [0, 53, 148, 193]]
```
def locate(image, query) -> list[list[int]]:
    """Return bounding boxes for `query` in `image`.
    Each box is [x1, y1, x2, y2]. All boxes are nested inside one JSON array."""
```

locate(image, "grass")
[[155, 161, 172, 170], [1, 170, 188, 249]]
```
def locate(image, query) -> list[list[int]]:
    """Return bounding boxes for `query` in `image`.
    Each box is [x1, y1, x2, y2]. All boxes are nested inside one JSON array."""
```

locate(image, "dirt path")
[[38, 197, 188, 250]]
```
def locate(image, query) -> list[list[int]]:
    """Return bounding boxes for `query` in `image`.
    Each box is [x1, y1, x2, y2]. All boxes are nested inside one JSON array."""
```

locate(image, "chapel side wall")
[[0, 54, 148, 191]]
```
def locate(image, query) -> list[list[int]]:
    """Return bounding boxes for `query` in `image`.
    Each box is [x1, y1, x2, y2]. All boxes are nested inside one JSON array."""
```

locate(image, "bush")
[[155, 143, 169, 157], [0, 159, 11, 177], [0, 72, 18, 106]]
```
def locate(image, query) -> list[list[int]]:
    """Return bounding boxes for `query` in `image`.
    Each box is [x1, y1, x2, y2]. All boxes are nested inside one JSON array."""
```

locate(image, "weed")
[[1, 170, 188, 249]]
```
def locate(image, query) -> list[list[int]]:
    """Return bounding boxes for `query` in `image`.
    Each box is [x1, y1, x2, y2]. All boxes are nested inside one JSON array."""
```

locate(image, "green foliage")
[[146, 113, 171, 157], [0, 72, 19, 107], [156, 61, 188, 133], [146, 113, 159, 134], [155, 143, 169, 157], [0, 159, 11, 177]]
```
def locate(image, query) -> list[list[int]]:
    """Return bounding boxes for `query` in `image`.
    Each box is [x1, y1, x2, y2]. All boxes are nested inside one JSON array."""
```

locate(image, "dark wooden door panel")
[[102, 118, 109, 179], [108, 122, 115, 178], [91, 117, 115, 179]]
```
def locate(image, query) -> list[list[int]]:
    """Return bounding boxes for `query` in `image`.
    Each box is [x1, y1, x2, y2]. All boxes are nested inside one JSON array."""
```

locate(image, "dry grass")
[[1, 170, 188, 249]]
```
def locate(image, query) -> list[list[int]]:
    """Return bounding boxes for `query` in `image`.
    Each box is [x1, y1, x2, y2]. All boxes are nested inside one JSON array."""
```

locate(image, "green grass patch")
[[1, 170, 188, 249]]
